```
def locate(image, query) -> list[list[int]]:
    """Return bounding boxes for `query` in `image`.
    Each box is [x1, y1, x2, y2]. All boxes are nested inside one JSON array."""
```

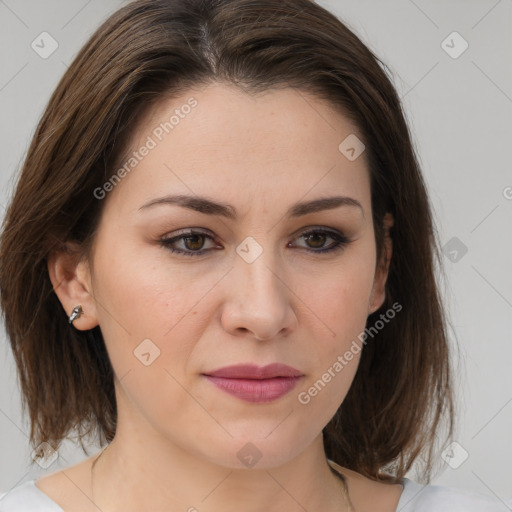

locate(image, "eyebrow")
[[138, 194, 364, 219]]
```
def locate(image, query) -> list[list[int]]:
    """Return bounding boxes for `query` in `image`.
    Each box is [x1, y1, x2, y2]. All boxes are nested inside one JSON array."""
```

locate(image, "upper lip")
[[203, 363, 303, 379]]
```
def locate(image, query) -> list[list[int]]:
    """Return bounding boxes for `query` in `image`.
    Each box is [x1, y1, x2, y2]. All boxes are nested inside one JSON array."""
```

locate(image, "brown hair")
[[0, 0, 454, 483]]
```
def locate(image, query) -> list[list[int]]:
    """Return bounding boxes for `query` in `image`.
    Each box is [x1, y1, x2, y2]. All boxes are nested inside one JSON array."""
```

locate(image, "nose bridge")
[[224, 234, 294, 339], [234, 235, 283, 302]]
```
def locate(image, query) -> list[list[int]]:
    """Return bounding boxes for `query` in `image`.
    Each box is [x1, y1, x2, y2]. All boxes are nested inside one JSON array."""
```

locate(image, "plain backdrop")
[[0, 0, 511, 503]]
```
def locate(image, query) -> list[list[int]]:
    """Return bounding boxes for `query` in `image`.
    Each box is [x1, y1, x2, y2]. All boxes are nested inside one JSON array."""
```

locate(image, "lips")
[[205, 363, 303, 379], [203, 363, 303, 403]]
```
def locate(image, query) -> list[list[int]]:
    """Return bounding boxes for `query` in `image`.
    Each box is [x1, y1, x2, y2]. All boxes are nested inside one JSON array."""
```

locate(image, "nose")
[[220, 245, 298, 341]]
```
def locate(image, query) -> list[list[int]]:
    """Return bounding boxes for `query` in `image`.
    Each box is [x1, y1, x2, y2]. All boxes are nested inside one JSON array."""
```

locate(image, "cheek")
[[295, 346, 361, 435], [113, 357, 217, 457], [291, 252, 375, 414], [293, 257, 375, 341], [92, 235, 212, 341], [88, 242, 190, 389]]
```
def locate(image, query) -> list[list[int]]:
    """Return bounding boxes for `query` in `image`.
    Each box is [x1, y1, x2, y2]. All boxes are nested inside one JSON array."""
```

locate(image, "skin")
[[44, 82, 400, 511]]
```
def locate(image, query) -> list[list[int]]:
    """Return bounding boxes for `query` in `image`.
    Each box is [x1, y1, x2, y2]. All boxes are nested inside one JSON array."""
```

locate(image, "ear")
[[368, 212, 394, 315], [47, 242, 99, 330]]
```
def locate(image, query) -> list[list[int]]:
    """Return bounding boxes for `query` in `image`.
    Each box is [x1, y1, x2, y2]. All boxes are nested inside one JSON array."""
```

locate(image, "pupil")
[[185, 234, 204, 250], [306, 233, 325, 248]]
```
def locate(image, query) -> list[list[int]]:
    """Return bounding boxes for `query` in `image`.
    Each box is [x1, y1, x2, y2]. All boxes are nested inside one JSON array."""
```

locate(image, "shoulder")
[[0, 480, 64, 512], [1, 454, 99, 512], [398, 478, 512, 512]]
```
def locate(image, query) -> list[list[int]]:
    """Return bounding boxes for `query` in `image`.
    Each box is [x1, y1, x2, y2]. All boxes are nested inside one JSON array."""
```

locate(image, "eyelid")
[[162, 227, 215, 238], [160, 228, 218, 247], [292, 224, 344, 237]]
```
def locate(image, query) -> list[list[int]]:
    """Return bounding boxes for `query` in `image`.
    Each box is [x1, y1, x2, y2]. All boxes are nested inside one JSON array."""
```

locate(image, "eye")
[[159, 229, 218, 257], [289, 227, 351, 254], [158, 227, 352, 257]]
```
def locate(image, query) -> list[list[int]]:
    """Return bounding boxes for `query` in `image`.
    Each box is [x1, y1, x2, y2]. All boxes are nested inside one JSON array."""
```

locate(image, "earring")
[[68, 305, 83, 325]]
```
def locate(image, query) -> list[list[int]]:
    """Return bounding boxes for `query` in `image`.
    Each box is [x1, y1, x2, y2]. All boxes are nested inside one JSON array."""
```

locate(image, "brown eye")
[[182, 234, 207, 251], [159, 230, 217, 257], [304, 231, 328, 249], [291, 228, 351, 254]]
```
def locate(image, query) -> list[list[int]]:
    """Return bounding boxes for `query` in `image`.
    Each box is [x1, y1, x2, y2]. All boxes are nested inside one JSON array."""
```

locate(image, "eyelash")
[[158, 227, 352, 257]]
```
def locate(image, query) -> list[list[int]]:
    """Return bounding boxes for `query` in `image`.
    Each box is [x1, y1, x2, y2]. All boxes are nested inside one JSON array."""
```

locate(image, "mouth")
[[202, 363, 304, 403]]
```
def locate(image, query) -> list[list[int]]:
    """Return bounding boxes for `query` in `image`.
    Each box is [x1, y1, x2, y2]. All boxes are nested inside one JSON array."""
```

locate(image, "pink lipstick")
[[203, 363, 303, 403]]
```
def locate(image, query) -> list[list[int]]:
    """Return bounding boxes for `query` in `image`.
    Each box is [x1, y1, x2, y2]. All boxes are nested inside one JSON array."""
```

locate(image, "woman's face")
[[80, 82, 390, 469]]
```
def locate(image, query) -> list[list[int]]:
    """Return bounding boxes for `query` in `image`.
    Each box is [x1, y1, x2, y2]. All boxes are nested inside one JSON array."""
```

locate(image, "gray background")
[[0, 0, 511, 503]]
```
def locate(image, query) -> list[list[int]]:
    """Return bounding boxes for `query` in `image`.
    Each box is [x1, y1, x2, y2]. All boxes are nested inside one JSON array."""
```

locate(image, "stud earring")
[[68, 305, 83, 325]]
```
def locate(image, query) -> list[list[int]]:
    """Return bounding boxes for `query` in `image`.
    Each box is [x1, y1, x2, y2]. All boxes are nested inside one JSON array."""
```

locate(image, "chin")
[[194, 427, 316, 471]]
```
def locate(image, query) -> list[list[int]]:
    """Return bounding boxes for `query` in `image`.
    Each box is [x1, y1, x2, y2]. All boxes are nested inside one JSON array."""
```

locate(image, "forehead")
[[106, 82, 371, 216]]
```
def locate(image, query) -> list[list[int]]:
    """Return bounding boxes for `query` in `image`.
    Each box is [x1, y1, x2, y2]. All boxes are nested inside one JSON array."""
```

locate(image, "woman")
[[0, 0, 508, 510]]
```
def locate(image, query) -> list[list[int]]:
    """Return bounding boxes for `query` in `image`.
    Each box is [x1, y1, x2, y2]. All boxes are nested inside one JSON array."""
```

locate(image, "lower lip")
[[204, 375, 302, 403]]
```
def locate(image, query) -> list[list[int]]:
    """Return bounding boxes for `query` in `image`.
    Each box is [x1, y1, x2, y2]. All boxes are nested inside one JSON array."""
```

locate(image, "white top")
[[1, 477, 511, 511]]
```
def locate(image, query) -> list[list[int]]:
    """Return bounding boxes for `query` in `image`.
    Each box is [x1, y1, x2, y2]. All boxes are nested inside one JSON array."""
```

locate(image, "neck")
[[91, 425, 350, 512]]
